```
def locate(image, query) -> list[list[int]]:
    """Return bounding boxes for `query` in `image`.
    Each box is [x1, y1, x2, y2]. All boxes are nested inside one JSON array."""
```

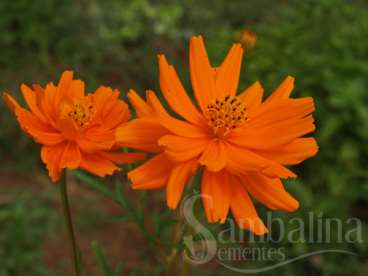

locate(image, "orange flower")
[[116, 36, 318, 235], [3, 71, 144, 182]]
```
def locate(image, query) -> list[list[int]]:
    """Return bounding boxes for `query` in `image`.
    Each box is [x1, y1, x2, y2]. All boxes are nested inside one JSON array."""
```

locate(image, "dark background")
[[0, 0, 367, 275]]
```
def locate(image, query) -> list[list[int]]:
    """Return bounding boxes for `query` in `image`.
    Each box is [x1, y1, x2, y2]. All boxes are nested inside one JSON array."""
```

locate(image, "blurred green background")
[[0, 0, 367, 275]]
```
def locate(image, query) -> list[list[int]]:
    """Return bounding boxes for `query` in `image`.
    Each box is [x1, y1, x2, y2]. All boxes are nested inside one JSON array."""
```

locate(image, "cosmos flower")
[[116, 36, 318, 235], [3, 71, 144, 182]]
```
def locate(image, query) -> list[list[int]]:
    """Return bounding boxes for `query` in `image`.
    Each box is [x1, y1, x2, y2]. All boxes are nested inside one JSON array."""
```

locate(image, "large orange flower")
[[3, 71, 144, 182], [116, 36, 318, 235]]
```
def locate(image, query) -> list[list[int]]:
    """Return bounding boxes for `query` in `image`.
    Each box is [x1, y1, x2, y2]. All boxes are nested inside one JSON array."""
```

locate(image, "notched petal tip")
[[2, 92, 20, 112]]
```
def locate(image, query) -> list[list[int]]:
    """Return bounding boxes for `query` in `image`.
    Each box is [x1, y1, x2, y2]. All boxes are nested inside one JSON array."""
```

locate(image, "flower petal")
[[41, 143, 67, 182], [92, 86, 120, 121], [237, 81, 264, 114], [80, 152, 120, 177], [229, 176, 268, 235], [40, 83, 58, 123], [215, 43, 243, 98], [225, 143, 296, 179], [55, 71, 74, 107], [116, 118, 168, 153], [58, 118, 78, 140], [100, 100, 130, 130], [159, 135, 209, 162], [243, 173, 299, 212], [166, 159, 197, 209], [147, 90, 210, 138], [64, 79, 85, 100], [250, 97, 314, 126], [60, 142, 81, 169], [256, 138, 319, 165], [225, 142, 268, 173], [41, 142, 80, 182], [199, 139, 228, 172], [127, 89, 153, 118], [128, 153, 173, 189], [3, 92, 20, 112], [77, 128, 115, 152], [99, 151, 145, 164], [190, 35, 216, 111], [158, 55, 205, 125], [20, 84, 48, 122], [201, 169, 230, 223], [265, 75, 294, 103], [229, 115, 316, 150], [15, 106, 64, 145]]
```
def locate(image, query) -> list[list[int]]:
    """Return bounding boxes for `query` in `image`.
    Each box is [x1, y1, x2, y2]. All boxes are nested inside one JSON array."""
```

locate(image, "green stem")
[[180, 251, 190, 276], [165, 208, 185, 276], [180, 225, 194, 276], [60, 171, 81, 276]]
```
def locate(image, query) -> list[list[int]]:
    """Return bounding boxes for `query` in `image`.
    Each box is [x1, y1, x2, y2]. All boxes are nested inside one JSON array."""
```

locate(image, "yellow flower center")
[[205, 95, 247, 137], [66, 100, 95, 127]]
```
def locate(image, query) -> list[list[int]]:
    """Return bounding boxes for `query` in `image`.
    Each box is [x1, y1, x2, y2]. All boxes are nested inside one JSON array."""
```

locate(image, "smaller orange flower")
[[3, 71, 144, 182], [239, 29, 257, 50]]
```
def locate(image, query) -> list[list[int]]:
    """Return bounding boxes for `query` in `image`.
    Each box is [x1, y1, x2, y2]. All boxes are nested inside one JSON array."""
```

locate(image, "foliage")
[[0, 192, 54, 276]]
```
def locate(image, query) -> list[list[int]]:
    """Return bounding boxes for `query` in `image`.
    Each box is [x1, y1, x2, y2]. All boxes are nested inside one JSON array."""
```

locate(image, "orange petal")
[[128, 153, 173, 190], [158, 55, 205, 125], [41, 143, 67, 182], [265, 76, 294, 103], [229, 176, 268, 235], [92, 86, 120, 121], [127, 89, 153, 118], [100, 100, 130, 130], [237, 81, 264, 114], [20, 84, 48, 122], [225, 143, 296, 179], [116, 118, 168, 153], [225, 142, 267, 173], [189, 35, 216, 111], [201, 169, 230, 223], [60, 142, 81, 169], [3, 93, 20, 112], [64, 79, 85, 100], [250, 97, 314, 126], [256, 138, 319, 165], [58, 118, 78, 140], [159, 135, 209, 162], [229, 115, 316, 150], [199, 139, 228, 172], [77, 128, 115, 152], [147, 90, 210, 138], [41, 83, 58, 123], [80, 152, 120, 177], [15, 107, 64, 145], [166, 159, 197, 209], [99, 151, 145, 164], [55, 71, 74, 107], [243, 173, 299, 212], [215, 43, 243, 98]]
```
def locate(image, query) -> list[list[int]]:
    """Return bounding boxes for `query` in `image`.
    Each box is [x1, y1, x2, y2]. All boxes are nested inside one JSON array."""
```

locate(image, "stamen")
[[67, 101, 95, 128], [205, 95, 247, 137]]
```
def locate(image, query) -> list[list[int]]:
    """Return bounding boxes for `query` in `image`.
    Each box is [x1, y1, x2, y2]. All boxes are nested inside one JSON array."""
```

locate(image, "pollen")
[[67, 100, 95, 128], [205, 95, 247, 137]]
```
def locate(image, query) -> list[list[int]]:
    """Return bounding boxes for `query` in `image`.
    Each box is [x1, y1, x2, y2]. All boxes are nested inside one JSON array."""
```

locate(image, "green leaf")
[[92, 241, 113, 276]]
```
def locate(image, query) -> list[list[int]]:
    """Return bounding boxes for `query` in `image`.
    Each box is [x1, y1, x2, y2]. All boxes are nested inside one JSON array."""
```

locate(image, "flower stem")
[[180, 254, 190, 276], [60, 171, 81, 276], [180, 224, 194, 276], [165, 205, 185, 276]]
